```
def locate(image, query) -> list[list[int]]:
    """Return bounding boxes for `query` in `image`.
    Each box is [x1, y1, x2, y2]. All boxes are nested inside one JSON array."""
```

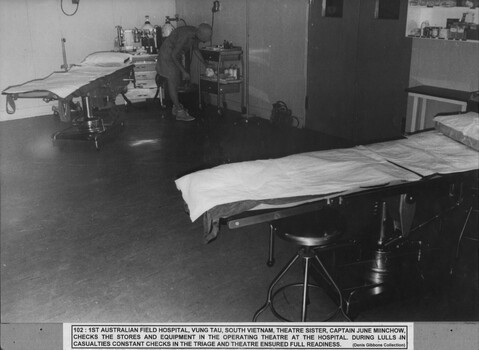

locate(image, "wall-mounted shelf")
[[406, 4, 479, 42]]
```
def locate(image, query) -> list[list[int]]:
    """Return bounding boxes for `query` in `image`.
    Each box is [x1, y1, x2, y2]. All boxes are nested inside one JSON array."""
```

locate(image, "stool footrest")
[[253, 249, 348, 322]]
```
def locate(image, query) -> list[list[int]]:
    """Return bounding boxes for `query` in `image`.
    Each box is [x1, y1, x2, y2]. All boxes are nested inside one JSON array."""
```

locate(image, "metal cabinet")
[[199, 47, 244, 114], [306, 0, 412, 143]]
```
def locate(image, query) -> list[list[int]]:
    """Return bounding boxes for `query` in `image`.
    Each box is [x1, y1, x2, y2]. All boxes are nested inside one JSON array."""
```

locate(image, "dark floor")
[[0, 102, 477, 323]]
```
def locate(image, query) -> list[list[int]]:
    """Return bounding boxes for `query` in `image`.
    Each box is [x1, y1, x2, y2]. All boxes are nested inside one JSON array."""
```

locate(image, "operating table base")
[[51, 117, 124, 151]]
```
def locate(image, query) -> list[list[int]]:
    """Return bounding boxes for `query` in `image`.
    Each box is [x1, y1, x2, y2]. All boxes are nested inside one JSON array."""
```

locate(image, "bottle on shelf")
[[234, 65, 240, 79], [142, 16, 156, 53]]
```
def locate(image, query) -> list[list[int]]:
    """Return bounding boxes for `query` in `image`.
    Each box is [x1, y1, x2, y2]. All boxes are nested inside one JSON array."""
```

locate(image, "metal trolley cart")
[[199, 47, 245, 115]]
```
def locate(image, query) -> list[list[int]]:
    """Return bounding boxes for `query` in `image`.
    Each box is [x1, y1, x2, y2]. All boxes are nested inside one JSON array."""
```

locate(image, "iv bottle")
[[142, 15, 155, 53], [142, 15, 154, 36]]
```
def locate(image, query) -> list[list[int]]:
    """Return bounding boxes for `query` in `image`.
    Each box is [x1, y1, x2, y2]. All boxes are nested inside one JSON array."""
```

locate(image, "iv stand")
[[60, 38, 69, 71], [235, 0, 258, 125], [244, 0, 250, 118]]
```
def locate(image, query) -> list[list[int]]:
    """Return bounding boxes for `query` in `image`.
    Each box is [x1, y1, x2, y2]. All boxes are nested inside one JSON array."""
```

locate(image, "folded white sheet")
[[176, 146, 422, 222], [360, 130, 479, 176], [81, 51, 132, 66], [434, 112, 479, 151]]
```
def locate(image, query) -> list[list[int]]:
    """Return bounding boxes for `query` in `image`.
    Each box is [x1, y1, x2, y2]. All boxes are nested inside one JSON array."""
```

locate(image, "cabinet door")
[[354, 0, 411, 143], [306, 0, 412, 143], [305, 0, 361, 141]]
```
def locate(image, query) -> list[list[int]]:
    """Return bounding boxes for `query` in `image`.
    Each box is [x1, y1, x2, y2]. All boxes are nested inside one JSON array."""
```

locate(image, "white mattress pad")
[[2, 64, 132, 99]]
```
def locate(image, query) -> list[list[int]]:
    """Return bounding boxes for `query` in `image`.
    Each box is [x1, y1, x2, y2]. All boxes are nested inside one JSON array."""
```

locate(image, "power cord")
[[61, 0, 79, 16]]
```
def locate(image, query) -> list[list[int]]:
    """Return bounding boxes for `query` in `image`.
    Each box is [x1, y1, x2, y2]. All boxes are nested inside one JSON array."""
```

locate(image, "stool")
[[253, 208, 347, 322], [455, 177, 478, 259]]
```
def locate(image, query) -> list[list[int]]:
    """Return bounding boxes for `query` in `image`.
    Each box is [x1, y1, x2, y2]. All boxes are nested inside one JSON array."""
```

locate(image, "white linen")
[[176, 130, 479, 222], [3, 63, 131, 99], [360, 130, 479, 176], [81, 51, 132, 66], [176, 147, 422, 222], [434, 112, 479, 151]]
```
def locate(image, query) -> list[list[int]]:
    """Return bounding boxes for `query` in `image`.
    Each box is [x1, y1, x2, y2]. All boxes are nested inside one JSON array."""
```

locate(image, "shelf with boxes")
[[406, 2, 479, 41]]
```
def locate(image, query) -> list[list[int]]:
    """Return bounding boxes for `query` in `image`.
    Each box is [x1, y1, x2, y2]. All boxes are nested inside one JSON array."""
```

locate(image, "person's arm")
[[170, 35, 190, 79]]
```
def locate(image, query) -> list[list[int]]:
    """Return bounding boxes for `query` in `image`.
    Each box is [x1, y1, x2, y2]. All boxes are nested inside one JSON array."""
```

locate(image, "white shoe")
[[175, 108, 195, 121]]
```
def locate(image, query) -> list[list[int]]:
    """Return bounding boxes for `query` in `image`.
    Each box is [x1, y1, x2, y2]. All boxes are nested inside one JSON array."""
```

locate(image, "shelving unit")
[[199, 47, 244, 114], [406, 4, 479, 41], [123, 54, 159, 104]]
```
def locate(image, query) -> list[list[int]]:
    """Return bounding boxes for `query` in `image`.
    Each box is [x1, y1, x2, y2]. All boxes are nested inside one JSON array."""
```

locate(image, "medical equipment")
[[161, 16, 175, 38], [2, 51, 134, 150], [116, 16, 160, 54], [199, 47, 245, 115], [123, 29, 140, 51], [60, 38, 69, 71], [142, 15, 154, 34]]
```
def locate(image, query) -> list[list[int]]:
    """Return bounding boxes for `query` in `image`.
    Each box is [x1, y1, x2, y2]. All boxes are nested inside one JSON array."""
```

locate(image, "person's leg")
[[161, 62, 194, 121], [158, 55, 181, 114], [167, 75, 180, 110], [170, 71, 194, 121]]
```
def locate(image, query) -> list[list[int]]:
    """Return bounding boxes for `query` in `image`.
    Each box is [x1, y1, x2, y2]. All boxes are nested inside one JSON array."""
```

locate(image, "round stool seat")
[[273, 208, 344, 247], [155, 74, 168, 87]]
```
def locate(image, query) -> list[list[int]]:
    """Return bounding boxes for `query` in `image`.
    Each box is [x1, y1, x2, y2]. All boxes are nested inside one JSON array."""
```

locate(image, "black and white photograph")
[[0, 0, 478, 349]]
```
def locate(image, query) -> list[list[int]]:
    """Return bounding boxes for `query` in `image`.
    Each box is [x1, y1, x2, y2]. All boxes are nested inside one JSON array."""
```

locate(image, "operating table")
[[176, 112, 479, 242], [175, 111, 478, 316], [2, 52, 134, 149]]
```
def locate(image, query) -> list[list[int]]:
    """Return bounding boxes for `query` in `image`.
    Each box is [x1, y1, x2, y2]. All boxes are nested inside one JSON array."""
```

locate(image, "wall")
[[175, 0, 309, 126], [0, 0, 176, 121], [406, 38, 479, 129], [409, 39, 478, 91], [4, 1, 475, 129]]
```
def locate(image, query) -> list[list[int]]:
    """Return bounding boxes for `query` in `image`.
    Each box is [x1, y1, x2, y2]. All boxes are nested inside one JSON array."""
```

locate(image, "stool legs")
[[267, 224, 275, 267], [253, 252, 300, 322], [158, 86, 165, 107], [254, 247, 349, 322], [301, 256, 311, 322], [455, 206, 478, 258], [314, 255, 345, 315]]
